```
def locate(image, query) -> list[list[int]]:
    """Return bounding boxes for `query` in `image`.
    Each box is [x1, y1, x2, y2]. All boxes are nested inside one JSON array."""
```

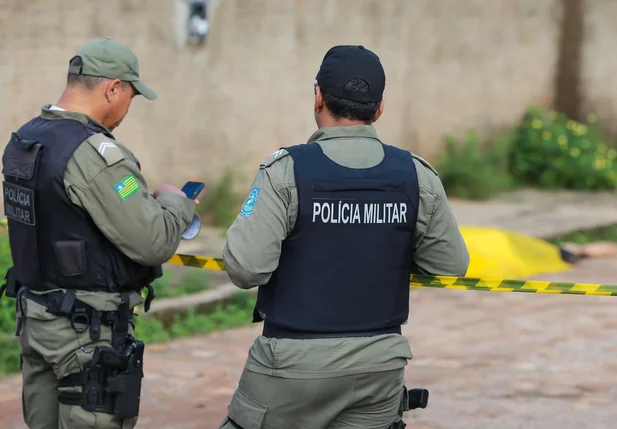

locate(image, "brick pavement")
[[2, 256, 617, 428]]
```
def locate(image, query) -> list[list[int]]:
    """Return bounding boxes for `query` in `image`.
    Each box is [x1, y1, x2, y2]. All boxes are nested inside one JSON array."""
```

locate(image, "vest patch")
[[312, 201, 408, 224], [240, 187, 261, 217], [98, 141, 117, 155], [3, 181, 35, 226], [262, 149, 289, 168], [86, 133, 125, 166], [114, 174, 141, 200]]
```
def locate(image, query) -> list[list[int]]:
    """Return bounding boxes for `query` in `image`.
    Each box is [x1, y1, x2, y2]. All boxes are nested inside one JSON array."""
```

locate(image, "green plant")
[[199, 168, 245, 229], [510, 106, 617, 190], [0, 230, 16, 336], [0, 334, 20, 377], [434, 132, 516, 200]]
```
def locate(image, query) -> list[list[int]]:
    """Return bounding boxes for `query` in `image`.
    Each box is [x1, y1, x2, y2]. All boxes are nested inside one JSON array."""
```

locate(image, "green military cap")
[[68, 37, 157, 100]]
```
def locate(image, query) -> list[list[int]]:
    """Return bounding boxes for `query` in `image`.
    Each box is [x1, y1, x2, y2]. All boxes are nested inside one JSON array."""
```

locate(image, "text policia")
[[312, 200, 408, 224]]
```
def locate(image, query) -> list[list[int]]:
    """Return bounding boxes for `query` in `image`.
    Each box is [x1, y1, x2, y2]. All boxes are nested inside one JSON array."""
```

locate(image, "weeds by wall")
[[435, 105, 617, 200]]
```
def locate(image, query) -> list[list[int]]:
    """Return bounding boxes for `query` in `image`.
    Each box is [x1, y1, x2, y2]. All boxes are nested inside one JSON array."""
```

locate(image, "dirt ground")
[[1, 256, 616, 428]]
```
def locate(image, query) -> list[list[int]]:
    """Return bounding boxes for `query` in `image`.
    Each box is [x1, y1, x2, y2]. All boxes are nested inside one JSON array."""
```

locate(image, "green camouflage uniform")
[[219, 125, 469, 428], [11, 39, 195, 429]]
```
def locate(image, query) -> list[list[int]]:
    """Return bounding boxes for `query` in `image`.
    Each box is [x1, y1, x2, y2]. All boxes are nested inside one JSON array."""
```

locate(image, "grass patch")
[[0, 227, 20, 377], [134, 290, 256, 343], [151, 269, 213, 299], [549, 223, 617, 246]]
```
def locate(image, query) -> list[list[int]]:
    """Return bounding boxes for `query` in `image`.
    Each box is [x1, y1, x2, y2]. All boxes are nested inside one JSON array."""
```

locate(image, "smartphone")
[[181, 181, 206, 200]]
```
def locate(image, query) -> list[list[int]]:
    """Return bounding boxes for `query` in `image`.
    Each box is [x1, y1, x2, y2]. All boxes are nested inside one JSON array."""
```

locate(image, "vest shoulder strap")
[[281, 141, 323, 163], [85, 133, 125, 167]]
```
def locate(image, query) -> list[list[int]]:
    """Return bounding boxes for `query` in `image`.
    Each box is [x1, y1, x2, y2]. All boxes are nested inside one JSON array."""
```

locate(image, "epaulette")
[[261, 148, 290, 168], [411, 153, 439, 177], [86, 133, 125, 166]]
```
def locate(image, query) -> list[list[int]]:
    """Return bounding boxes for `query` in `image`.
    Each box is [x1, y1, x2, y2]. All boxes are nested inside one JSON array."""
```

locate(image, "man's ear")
[[372, 99, 385, 122], [315, 85, 325, 112], [103, 79, 124, 102]]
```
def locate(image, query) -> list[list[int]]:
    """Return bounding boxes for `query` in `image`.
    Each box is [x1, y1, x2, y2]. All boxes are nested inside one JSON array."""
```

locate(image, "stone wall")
[[580, 0, 617, 133], [0, 0, 566, 191]]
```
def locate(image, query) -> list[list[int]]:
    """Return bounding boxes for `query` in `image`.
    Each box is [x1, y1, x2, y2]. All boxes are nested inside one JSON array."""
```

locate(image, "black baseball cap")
[[315, 45, 385, 103]]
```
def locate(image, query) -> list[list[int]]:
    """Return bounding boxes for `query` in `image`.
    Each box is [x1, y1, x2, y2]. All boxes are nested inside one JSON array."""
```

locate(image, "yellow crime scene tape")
[[167, 253, 617, 297], [1, 217, 614, 297]]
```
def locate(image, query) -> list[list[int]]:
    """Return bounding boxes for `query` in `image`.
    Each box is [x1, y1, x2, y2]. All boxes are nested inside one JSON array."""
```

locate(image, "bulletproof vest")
[[2, 115, 162, 293], [255, 141, 420, 334]]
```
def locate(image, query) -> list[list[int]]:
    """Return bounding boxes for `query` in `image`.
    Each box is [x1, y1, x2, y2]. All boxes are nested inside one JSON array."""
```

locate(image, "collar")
[[40, 104, 112, 135], [306, 124, 380, 143]]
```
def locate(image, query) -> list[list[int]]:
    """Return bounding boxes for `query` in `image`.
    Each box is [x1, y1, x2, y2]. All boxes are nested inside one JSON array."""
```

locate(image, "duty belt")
[[16, 286, 154, 349], [262, 322, 402, 339]]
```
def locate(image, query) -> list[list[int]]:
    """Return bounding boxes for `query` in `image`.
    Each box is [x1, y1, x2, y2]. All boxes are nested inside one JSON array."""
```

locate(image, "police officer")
[[0, 38, 197, 429], [218, 45, 470, 428]]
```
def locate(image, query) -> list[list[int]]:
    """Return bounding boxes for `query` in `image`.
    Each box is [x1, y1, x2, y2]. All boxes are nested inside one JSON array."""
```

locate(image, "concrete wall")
[[580, 0, 617, 133], [0, 0, 565, 190]]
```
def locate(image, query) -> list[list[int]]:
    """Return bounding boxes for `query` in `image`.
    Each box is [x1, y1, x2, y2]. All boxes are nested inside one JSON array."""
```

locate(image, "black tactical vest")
[[254, 141, 420, 335], [2, 115, 162, 293]]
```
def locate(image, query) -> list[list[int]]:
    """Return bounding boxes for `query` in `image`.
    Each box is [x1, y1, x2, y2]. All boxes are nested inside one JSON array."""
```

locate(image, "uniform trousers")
[[219, 335, 410, 429]]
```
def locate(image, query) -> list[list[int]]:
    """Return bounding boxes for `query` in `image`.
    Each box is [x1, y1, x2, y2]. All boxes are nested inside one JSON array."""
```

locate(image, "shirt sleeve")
[[65, 148, 196, 267], [223, 153, 294, 289], [412, 159, 470, 276]]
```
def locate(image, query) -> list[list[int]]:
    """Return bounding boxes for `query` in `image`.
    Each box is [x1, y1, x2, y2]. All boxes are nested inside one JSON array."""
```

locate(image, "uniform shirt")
[[223, 124, 470, 378], [42, 105, 196, 267]]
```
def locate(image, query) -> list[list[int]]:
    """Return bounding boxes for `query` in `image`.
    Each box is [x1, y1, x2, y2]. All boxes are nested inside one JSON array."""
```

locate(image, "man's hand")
[[153, 184, 186, 198], [152, 184, 201, 204]]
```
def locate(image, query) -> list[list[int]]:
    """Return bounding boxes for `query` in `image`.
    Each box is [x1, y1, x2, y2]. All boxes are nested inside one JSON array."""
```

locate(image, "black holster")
[[58, 335, 145, 419], [388, 387, 430, 429]]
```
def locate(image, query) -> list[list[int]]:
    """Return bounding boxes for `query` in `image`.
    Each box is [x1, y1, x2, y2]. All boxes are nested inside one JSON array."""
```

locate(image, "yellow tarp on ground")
[[0, 218, 572, 280], [460, 226, 572, 279]]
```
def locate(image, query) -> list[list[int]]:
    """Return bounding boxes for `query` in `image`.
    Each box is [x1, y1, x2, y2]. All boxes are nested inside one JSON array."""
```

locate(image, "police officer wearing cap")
[[218, 45, 470, 428], [0, 38, 197, 429]]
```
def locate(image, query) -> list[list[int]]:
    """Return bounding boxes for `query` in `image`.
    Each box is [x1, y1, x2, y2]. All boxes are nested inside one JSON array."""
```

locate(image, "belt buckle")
[[70, 307, 91, 333]]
